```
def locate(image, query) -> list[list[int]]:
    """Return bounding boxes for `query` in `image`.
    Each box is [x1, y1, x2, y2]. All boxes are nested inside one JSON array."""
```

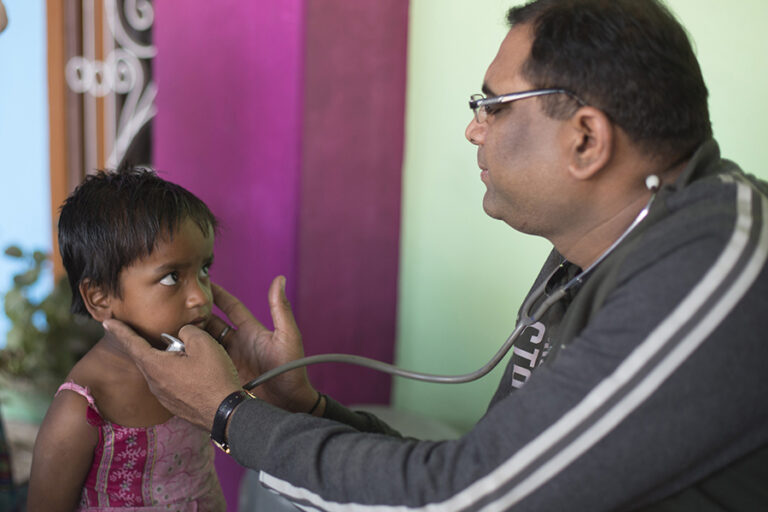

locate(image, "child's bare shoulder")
[[35, 360, 100, 455], [29, 353, 102, 509], [65, 341, 172, 426], [59, 342, 135, 415], [64, 342, 116, 398]]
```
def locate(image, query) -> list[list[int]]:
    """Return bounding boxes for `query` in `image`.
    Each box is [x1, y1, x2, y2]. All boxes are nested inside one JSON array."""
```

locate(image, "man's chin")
[[482, 200, 534, 234], [482, 198, 503, 221]]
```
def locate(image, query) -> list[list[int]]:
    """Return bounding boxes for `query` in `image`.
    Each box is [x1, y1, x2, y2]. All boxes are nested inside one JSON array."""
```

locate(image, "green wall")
[[394, 0, 768, 432]]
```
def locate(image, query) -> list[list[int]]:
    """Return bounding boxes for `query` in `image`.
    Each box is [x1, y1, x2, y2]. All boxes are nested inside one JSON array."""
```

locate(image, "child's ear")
[[79, 279, 113, 322]]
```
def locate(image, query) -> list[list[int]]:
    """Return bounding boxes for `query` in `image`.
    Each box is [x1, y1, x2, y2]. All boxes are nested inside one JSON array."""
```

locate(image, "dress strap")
[[56, 381, 100, 414]]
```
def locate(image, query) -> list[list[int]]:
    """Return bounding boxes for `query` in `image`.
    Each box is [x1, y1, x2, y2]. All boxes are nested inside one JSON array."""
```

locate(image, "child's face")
[[109, 218, 215, 347]]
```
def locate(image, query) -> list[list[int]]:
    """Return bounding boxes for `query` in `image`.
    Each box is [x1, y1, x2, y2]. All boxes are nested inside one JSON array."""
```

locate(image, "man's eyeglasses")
[[469, 88, 586, 123]]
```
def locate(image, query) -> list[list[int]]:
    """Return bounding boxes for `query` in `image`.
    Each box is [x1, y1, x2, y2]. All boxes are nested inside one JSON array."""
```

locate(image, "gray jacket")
[[228, 139, 768, 511]]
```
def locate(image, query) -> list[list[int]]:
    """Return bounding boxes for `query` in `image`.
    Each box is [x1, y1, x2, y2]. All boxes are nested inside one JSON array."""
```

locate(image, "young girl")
[[27, 169, 226, 511]]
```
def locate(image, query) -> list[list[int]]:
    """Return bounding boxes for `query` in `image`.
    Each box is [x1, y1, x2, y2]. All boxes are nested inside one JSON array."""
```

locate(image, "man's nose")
[[465, 117, 485, 145]]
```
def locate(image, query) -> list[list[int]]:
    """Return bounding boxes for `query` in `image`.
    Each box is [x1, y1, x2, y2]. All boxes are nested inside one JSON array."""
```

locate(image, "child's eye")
[[160, 272, 179, 286], [200, 263, 211, 278]]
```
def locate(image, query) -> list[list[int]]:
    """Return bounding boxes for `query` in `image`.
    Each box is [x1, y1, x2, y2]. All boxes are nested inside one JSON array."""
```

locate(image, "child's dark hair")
[[58, 168, 218, 316]]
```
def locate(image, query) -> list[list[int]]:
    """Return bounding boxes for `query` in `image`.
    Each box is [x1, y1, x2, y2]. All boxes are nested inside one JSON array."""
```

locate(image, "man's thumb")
[[269, 275, 297, 332]]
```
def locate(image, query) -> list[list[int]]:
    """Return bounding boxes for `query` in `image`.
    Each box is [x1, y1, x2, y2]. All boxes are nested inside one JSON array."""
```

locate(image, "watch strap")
[[211, 389, 253, 453]]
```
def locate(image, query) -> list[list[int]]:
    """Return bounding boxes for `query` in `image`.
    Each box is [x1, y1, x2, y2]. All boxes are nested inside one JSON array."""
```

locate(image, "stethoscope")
[[163, 175, 661, 390]]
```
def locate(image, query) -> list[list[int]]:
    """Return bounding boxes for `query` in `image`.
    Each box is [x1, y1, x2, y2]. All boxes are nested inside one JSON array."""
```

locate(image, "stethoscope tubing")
[[242, 264, 569, 390], [238, 183, 660, 390], [240, 186, 659, 391], [158, 187, 657, 388]]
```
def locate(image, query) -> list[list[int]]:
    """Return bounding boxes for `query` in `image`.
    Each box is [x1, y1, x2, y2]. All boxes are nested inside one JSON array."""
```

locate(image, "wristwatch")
[[211, 389, 254, 453]]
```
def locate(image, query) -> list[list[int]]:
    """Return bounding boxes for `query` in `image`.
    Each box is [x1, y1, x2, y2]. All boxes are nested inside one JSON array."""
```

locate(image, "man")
[[108, 0, 768, 510]]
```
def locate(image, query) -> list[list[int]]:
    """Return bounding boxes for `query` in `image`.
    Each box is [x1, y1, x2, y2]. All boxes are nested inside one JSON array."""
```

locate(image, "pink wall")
[[298, 1, 409, 406], [153, 1, 408, 508], [153, 2, 304, 313]]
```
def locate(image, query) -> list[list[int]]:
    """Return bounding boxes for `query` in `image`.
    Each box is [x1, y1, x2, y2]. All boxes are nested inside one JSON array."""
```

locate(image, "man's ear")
[[79, 279, 113, 322], [565, 106, 613, 181]]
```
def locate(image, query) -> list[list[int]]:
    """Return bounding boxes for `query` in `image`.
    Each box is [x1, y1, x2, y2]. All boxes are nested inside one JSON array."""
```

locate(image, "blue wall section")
[[0, 1, 51, 348]]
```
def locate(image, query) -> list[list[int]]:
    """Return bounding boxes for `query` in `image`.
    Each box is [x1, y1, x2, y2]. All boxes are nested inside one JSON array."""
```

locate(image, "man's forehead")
[[483, 25, 533, 93]]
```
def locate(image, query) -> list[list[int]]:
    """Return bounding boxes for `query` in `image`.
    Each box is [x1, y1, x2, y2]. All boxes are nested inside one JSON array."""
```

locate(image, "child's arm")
[[26, 390, 98, 512]]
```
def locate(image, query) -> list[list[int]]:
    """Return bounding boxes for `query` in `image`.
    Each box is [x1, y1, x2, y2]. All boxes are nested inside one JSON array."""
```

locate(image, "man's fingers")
[[212, 282, 266, 331], [268, 276, 299, 335], [102, 318, 154, 360], [178, 324, 227, 350], [204, 314, 235, 346]]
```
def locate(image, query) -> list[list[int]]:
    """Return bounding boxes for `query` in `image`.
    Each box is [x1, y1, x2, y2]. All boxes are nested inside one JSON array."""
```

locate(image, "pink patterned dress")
[[57, 382, 226, 511]]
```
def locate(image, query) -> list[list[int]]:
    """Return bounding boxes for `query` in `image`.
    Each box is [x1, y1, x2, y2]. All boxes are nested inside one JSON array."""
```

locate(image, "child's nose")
[[186, 279, 211, 308]]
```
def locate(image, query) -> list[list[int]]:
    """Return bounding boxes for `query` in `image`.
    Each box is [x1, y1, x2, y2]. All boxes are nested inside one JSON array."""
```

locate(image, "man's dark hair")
[[58, 168, 218, 316], [507, 0, 712, 161]]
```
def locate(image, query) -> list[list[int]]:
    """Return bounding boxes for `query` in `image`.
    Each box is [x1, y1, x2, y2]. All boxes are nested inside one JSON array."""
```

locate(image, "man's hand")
[[103, 319, 241, 431], [205, 276, 318, 413]]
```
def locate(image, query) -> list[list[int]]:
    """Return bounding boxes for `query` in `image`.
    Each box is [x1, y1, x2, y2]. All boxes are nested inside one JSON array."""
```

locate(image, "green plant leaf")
[[2, 244, 100, 388], [5, 326, 24, 351], [14, 268, 40, 287], [4, 246, 23, 258], [4, 288, 32, 320], [33, 251, 48, 264]]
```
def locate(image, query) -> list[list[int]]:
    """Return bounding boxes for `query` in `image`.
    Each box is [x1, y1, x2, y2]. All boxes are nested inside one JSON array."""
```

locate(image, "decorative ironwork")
[[64, 0, 155, 171]]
